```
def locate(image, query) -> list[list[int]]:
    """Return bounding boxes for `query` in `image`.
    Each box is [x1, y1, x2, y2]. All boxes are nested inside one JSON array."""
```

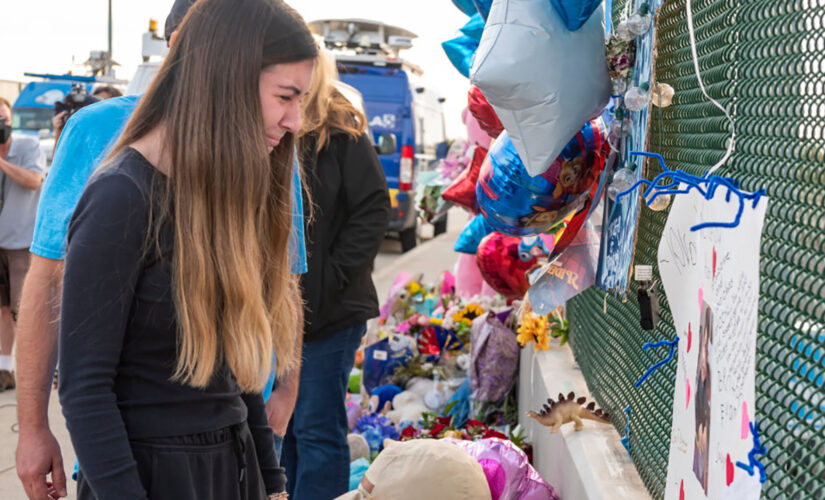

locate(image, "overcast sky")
[[0, 0, 470, 136]]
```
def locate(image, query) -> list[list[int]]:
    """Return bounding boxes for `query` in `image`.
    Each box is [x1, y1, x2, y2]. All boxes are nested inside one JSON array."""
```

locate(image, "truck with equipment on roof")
[[309, 19, 448, 252]]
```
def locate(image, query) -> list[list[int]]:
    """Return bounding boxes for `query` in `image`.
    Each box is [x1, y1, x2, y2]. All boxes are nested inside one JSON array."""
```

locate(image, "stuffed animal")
[[370, 384, 403, 415], [348, 433, 371, 462], [526, 391, 610, 433], [386, 391, 429, 427]]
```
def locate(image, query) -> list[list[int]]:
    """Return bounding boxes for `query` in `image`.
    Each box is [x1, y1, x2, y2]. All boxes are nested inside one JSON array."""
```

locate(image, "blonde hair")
[[299, 48, 367, 152], [105, 0, 316, 391]]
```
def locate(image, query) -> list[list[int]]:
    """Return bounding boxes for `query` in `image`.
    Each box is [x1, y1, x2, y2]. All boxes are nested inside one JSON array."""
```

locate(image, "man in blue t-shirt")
[[14, 2, 306, 498]]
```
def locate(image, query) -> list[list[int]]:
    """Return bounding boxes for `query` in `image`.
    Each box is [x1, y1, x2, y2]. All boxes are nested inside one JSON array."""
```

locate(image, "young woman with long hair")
[[57, 1, 316, 498], [278, 49, 390, 500]]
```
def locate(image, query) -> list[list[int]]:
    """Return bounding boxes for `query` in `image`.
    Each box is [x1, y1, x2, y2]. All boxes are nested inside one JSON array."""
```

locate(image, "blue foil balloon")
[[442, 35, 479, 78], [550, 0, 604, 31], [454, 214, 496, 254], [452, 0, 479, 15], [460, 14, 486, 41], [472, 0, 493, 19], [477, 119, 608, 236]]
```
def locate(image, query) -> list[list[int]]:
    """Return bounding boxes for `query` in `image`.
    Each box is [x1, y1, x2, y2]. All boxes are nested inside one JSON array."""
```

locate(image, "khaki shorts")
[[0, 248, 30, 314]]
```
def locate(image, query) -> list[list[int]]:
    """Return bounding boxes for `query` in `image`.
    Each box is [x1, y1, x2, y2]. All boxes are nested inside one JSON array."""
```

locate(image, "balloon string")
[[685, 0, 735, 176]]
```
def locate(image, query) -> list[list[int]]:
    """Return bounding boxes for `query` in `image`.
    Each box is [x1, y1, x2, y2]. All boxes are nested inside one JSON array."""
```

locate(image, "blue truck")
[[310, 19, 448, 252]]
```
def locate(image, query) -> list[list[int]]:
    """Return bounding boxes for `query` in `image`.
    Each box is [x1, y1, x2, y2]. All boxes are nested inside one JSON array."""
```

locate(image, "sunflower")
[[452, 303, 485, 326]]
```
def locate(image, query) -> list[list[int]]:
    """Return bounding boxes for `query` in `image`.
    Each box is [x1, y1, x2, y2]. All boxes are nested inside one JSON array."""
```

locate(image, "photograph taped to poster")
[[658, 187, 768, 500]]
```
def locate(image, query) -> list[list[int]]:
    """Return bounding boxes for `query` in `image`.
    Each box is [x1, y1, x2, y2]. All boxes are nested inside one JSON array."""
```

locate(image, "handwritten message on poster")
[[658, 188, 768, 500]]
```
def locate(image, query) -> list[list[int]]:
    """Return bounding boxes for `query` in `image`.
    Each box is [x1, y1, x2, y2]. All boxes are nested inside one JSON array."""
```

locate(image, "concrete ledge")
[[519, 343, 651, 500]]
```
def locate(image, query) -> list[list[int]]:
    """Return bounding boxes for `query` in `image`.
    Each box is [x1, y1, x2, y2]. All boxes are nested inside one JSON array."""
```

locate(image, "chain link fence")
[[567, 0, 825, 498]]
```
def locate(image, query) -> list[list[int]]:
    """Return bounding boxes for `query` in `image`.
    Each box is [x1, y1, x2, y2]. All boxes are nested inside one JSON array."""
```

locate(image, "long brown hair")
[[106, 0, 317, 391], [299, 48, 366, 152]]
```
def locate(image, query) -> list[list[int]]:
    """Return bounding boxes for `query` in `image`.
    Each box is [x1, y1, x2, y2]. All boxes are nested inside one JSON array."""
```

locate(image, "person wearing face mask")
[[15, 0, 314, 498], [0, 98, 45, 394]]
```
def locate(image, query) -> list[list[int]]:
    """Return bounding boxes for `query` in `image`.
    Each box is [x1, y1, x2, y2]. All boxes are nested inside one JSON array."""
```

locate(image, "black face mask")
[[0, 117, 11, 145]]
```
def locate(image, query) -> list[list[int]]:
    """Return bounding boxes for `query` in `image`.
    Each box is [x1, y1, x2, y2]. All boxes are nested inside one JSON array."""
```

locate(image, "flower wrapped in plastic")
[[471, 313, 520, 403]]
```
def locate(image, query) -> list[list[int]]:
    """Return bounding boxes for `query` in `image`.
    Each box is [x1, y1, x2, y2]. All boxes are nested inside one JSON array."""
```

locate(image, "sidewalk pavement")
[[0, 388, 78, 499], [0, 208, 468, 499]]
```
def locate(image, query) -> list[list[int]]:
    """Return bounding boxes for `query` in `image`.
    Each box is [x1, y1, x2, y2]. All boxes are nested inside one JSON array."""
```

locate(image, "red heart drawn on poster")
[[726, 454, 735, 486], [679, 479, 685, 500], [713, 247, 717, 278], [687, 323, 692, 353], [686, 379, 691, 409]]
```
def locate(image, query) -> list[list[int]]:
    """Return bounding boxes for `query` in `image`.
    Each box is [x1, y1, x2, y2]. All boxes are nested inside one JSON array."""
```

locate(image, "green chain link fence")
[[567, 0, 825, 498]]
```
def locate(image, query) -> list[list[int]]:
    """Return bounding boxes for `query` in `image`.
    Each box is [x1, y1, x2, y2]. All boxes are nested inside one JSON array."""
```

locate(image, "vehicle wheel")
[[433, 215, 448, 236], [400, 225, 417, 253]]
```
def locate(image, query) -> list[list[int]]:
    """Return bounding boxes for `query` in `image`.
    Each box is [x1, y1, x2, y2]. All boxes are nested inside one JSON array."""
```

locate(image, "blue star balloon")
[[452, 0, 478, 15], [460, 13, 486, 41], [472, 0, 493, 19], [442, 34, 480, 78], [550, 0, 605, 30], [454, 214, 496, 254]]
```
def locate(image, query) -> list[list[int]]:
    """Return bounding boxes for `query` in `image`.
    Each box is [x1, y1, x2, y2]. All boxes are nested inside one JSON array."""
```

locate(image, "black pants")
[[77, 423, 267, 500]]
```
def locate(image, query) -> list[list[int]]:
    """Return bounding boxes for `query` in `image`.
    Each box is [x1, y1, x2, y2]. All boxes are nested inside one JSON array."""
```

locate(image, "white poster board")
[[658, 188, 768, 500]]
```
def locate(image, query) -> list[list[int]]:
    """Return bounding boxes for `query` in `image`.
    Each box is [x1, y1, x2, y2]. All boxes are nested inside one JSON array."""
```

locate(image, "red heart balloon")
[[442, 146, 487, 212], [468, 86, 505, 139], [476, 232, 536, 299]]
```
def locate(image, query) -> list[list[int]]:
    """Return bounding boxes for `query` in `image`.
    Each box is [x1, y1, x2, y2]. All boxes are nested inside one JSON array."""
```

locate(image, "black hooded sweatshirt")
[[299, 130, 390, 340]]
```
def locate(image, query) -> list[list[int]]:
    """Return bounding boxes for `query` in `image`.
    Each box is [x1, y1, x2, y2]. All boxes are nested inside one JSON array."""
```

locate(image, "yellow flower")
[[443, 430, 463, 439], [533, 317, 551, 352], [407, 281, 422, 296], [453, 303, 486, 326], [516, 325, 534, 347], [517, 314, 551, 351], [430, 318, 444, 326]]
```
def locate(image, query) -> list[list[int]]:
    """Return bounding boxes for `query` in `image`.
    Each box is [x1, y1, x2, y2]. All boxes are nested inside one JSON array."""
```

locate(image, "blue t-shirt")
[[31, 95, 307, 274]]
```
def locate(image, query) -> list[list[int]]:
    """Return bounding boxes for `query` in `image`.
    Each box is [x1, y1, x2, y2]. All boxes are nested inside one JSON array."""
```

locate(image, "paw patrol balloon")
[[476, 119, 607, 236]]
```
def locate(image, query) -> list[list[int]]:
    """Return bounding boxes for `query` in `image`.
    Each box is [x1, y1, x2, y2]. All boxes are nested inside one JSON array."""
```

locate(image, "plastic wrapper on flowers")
[[415, 170, 453, 223], [418, 326, 464, 361], [470, 313, 520, 403], [362, 337, 414, 394], [445, 438, 560, 500]]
